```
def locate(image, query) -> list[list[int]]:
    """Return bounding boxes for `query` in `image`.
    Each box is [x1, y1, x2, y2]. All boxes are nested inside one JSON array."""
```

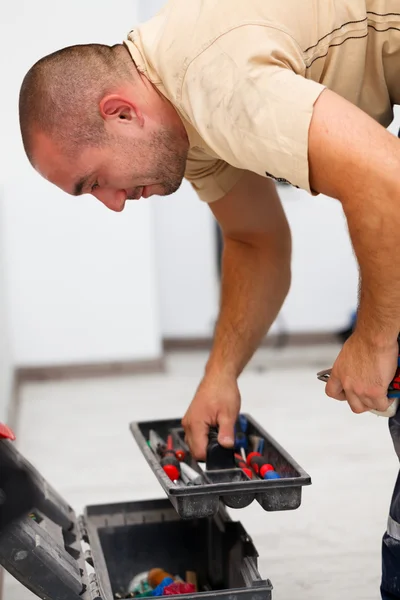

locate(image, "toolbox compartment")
[[130, 414, 312, 519], [83, 497, 273, 600]]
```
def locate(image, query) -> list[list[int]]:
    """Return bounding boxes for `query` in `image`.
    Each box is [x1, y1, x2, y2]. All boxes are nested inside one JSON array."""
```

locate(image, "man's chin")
[[159, 178, 184, 197], [135, 178, 184, 199]]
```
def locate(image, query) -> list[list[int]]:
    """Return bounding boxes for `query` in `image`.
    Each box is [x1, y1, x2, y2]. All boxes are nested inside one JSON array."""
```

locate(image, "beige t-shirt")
[[123, 0, 400, 202]]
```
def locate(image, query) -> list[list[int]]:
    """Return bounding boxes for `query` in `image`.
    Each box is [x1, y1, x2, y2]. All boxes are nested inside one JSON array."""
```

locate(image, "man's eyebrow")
[[73, 174, 92, 196]]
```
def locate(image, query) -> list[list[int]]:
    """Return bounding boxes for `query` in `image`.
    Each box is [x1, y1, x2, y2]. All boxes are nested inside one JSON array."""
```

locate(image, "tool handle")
[[166, 433, 186, 462], [205, 427, 236, 471]]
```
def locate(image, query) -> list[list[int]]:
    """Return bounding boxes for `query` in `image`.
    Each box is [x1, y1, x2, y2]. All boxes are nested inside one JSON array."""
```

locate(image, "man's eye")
[[91, 182, 99, 192]]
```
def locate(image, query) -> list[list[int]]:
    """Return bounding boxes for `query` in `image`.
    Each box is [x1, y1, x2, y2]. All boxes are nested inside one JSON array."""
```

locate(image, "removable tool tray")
[[130, 413, 311, 519]]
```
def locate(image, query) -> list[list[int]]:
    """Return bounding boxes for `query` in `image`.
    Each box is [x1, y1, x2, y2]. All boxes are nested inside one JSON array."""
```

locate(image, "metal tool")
[[180, 462, 203, 486]]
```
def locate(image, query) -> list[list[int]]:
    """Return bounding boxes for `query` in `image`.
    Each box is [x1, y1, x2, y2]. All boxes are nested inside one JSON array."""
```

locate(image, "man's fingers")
[[344, 390, 369, 414], [325, 375, 346, 401], [361, 394, 393, 413], [325, 375, 392, 414], [217, 415, 235, 448], [183, 419, 209, 461]]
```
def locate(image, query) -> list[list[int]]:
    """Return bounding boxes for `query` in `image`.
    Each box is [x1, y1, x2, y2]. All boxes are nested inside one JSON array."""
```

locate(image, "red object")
[[242, 467, 253, 479], [163, 582, 196, 596], [163, 464, 180, 481], [260, 464, 274, 478], [0, 423, 16, 440], [175, 449, 185, 462], [247, 452, 275, 477], [166, 434, 186, 462], [246, 452, 261, 467], [234, 454, 254, 479], [392, 371, 400, 390]]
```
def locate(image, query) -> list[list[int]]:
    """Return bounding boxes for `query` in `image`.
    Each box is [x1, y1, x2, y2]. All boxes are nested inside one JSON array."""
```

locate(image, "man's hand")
[[325, 332, 398, 414], [308, 88, 400, 415], [182, 171, 291, 459], [182, 372, 240, 461]]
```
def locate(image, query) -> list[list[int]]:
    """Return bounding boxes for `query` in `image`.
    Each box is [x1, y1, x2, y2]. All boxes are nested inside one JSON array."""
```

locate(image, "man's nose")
[[92, 188, 127, 212]]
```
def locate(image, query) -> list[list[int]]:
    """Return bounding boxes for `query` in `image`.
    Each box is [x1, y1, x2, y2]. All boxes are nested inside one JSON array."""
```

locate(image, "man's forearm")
[[308, 88, 400, 349], [342, 178, 400, 346], [205, 233, 291, 379]]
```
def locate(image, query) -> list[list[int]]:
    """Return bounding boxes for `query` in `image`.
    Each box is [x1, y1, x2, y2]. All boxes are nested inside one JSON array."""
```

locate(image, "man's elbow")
[[251, 225, 292, 293], [265, 222, 292, 296]]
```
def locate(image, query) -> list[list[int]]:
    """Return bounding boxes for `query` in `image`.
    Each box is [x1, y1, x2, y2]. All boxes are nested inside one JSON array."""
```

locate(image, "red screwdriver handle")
[[166, 434, 186, 462], [160, 455, 181, 481], [247, 452, 274, 477]]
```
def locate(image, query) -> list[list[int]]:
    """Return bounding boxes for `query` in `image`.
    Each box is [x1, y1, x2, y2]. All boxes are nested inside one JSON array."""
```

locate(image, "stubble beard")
[[144, 127, 189, 196]]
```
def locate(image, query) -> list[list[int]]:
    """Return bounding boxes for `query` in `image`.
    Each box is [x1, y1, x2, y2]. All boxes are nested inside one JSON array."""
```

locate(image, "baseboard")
[[15, 357, 166, 384], [163, 331, 339, 351]]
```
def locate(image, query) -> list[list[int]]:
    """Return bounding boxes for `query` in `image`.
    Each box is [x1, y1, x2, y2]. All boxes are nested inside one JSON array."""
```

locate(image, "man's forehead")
[[32, 132, 69, 179], [32, 131, 89, 194]]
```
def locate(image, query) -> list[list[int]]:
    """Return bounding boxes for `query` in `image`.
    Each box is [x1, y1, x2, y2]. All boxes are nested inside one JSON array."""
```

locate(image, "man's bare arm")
[[206, 174, 291, 378], [182, 171, 291, 458], [308, 88, 400, 413]]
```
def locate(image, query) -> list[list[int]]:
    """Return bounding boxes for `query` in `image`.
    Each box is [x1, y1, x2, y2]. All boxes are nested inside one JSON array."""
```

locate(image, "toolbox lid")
[[0, 434, 97, 600]]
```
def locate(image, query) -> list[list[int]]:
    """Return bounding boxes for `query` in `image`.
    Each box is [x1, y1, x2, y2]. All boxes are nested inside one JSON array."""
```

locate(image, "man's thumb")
[[217, 416, 235, 448]]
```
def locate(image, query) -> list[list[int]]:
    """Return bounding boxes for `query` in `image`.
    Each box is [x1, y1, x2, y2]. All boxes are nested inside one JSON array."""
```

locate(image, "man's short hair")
[[19, 43, 129, 161]]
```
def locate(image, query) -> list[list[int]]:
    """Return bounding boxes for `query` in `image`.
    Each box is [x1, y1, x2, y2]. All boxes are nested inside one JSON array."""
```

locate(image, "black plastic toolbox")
[[0, 430, 273, 600], [82, 498, 272, 600], [130, 413, 312, 519], [0, 411, 312, 600]]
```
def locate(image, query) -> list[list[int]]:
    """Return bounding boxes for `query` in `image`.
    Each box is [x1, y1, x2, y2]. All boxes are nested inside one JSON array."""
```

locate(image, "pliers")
[[317, 359, 400, 418]]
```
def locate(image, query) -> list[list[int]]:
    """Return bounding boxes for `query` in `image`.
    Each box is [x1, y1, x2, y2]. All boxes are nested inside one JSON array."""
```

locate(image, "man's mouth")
[[126, 187, 143, 200], [125, 185, 155, 201]]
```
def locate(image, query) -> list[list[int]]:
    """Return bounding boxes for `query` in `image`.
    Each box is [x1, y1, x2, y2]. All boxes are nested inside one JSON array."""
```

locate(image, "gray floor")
[[3, 344, 399, 600]]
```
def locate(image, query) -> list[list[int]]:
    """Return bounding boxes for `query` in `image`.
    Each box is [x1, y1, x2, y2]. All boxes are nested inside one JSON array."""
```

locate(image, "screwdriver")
[[234, 453, 254, 479], [238, 414, 248, 433], [166, 434, 186, 462], [148, 431, 181, 481], [235, 432, 248, 452], [247, 452, 275, 479], [160, 454, 181, 482], [149, 430, 167, 456]]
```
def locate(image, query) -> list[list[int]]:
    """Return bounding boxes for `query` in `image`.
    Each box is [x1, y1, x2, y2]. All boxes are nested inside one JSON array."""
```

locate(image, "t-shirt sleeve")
[[180, 24, 326, 194], [184, 147, 246, 203]]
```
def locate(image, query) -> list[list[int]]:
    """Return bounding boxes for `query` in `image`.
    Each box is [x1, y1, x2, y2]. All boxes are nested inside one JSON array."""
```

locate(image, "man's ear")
[[99, 94, 144, 127]]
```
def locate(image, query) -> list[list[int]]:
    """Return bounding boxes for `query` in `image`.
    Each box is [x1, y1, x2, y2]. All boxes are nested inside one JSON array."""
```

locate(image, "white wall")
[[139, 0, 221, 339], [151, 183, 220, 338], [278, 188, 358, 333], [0, 192, 13, 421], [152, 181, 360, 339], [0, 0, 162, 366]]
